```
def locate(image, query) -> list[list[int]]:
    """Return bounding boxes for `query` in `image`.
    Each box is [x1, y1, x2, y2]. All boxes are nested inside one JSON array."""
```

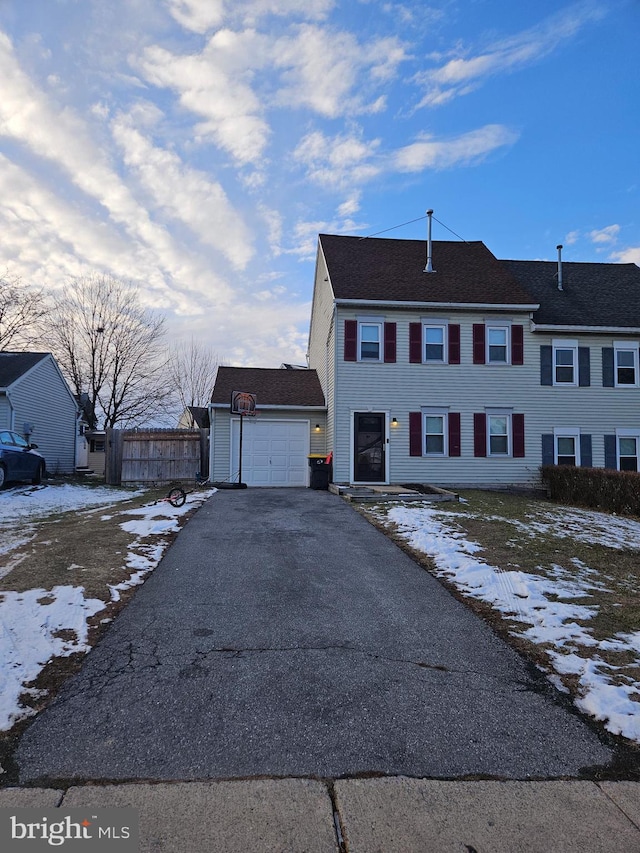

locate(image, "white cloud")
[[164, 0, 225, 33], [137, 30, 271, 166], [393, 124, 518, 172], [610, 247, 640, 265], [589, 224, 620, 244], [294, 130, 381, 188], [111, 111, 254, 270], [273, 25, 406, 117], [565, 230, 580, 245], [415, 3, 606, 108]]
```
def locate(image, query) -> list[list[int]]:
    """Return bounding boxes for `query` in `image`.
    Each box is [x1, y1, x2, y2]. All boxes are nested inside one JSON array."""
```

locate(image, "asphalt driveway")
[[17, 489, 614, 783]]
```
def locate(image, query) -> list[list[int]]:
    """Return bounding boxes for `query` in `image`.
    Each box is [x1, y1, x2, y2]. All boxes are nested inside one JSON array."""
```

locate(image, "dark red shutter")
[[512, 413, 525, 458], [511, 325, 524, 365], [409, 323, 422, 363], [472, 324, 486, 364], [473, 413, 487, 457], [448, 412, 461, 457], [384, 322, 396, 363], [448, 324, 460, 364], [344, 320, 357, 361], [409, 412, 423, 456]]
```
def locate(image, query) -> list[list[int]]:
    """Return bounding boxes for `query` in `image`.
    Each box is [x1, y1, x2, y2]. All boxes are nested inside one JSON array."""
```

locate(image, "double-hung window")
[[617, 431, 640, 472], [614, 342, 639, 387], [424, 325, 446, 363], [554, 428, 580, 466], [358, 322, 382, 361], [487, 326, 509, 364], [553, 339, 578, 385], [424, 411, 447, 455], [488, 414, 509, 455]]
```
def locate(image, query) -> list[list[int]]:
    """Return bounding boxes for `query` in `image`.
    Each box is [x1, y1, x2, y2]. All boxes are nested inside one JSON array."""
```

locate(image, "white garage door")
[[231, 419, 309, 486]]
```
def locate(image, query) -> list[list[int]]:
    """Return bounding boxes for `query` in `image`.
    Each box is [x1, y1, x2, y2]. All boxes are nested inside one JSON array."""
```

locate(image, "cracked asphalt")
[[16, 488, 615, 784]]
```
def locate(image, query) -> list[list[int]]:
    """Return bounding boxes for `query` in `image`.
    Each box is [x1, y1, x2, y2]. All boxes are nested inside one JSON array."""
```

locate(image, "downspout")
[[208, 403, 215, 483]]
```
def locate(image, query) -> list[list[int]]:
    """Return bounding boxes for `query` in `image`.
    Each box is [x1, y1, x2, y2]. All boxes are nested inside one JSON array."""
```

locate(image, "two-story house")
[[208, 232, 640, 488]]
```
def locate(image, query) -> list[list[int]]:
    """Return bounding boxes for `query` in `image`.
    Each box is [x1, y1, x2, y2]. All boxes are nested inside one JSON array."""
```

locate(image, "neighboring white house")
[[0, 352, 79, 475], [209, 234, 640, 488]]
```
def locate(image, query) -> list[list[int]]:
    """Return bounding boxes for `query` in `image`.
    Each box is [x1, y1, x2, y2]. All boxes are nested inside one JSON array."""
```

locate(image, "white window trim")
[[422, 323, 448, 364], [553, 427, 581, 466], [421, 407, 449, 456], [613, 341, 640, 388], [552, 338, 578, 387], [616, 429, 640, 472], [486, 408, 512, 457], [486, 324, 510, 365], [357, 320, 383, 362]]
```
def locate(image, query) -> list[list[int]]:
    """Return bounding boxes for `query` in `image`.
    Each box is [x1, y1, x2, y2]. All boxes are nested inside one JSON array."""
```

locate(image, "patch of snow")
[[376, 501, 640, 743], [0, 485, 215, 731]]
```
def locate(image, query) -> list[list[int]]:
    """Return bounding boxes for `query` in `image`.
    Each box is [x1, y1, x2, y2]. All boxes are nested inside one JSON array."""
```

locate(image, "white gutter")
[[531, 323, 640, 335], [334, 298, 540, 312], [209, 403, 327, 411]]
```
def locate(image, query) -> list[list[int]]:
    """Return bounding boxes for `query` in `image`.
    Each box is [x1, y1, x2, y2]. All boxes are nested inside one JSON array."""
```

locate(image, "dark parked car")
[[0, 430, 46, 489]]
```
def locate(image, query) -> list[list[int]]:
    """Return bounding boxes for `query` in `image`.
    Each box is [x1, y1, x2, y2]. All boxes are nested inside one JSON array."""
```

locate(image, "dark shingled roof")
[[320, 234, 536, 306], [186, 406, 210, 428], [0, 352, 48, 388], [211, 367, 325, 407], [502, 260, 640, 328]]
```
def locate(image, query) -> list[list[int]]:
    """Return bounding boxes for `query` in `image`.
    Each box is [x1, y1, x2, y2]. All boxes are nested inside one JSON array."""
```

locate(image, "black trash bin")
[[308, 454, 329, 490]]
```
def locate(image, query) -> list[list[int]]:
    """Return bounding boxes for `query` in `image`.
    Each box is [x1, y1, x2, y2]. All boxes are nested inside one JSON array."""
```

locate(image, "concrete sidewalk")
[[2, 779, 640, 852]]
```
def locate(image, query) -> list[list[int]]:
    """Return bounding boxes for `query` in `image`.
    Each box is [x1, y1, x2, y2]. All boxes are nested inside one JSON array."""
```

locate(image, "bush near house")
[[541, 465, 640, 517]]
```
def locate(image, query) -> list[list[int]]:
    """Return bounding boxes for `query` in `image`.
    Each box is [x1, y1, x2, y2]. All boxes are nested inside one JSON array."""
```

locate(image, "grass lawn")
[[361, 490, 640, 743]]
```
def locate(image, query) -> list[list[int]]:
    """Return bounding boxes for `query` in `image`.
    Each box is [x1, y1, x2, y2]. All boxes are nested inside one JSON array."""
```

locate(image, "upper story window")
[[553, 339, 578, 385], [359, 323, 381, 361], [614, 342, 639, 387], [424, 325, 446, 363], [487, 326, 509, 364], [344, 319, 396, 363]]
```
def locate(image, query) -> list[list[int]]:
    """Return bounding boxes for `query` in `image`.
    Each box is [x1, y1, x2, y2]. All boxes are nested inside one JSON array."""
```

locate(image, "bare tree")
[[0, 273, 47, 351], [46, 275, 169, 429], [168, 338, 222, 426]]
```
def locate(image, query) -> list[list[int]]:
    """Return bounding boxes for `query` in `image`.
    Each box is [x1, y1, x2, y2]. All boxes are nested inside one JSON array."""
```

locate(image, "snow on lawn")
[[0, 484, 215, 732], [379, 502, 640, 743]]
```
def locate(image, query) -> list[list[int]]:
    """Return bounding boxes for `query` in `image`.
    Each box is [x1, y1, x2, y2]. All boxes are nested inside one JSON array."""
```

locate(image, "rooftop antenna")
[[424, 209, 435, 273], [556, 244, 563, 291]]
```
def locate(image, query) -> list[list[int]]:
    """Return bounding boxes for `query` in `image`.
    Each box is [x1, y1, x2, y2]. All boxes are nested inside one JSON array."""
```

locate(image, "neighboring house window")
[[542, 432, 592, 467], [553, 340, 577, 385], [541, 343, 590, 386], [474, 411, 525, 458], [614, 342, 639, 387], [487, 326, 509, 364], [617, 431, 640, 472], [409, 322, 460, 364], [473, 324, 524, 365], [409, 411, 461, 457], [554, 429, 581, 466], [344, 320, 396, 363]]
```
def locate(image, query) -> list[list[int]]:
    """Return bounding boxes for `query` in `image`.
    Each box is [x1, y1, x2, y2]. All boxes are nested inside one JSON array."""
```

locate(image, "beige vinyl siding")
[[333, 308, 640, 486], [308, 248, 337, 459], [210, 408, 327, 483], [8, 357, 77, 474]]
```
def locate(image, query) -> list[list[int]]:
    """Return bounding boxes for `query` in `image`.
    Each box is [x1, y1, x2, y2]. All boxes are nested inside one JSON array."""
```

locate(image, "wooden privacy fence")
[[105, 428, 208, 486]]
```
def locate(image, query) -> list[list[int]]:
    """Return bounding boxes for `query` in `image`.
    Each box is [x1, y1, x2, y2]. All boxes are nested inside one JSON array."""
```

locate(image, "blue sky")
[[0, 0, 638, 367]]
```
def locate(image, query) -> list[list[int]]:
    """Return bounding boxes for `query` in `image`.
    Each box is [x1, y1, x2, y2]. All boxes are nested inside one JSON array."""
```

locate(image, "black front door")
[[354, 413, 385, 482]]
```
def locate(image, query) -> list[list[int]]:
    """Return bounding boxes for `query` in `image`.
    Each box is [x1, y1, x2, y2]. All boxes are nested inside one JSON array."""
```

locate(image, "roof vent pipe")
[[556, 244, 563, 291], [424, 209, 435, 273]]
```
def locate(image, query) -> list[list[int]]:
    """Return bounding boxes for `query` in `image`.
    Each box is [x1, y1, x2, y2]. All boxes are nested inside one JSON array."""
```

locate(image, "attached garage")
[[209, 366, 327, 487], [231, 419, 309, 486]]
